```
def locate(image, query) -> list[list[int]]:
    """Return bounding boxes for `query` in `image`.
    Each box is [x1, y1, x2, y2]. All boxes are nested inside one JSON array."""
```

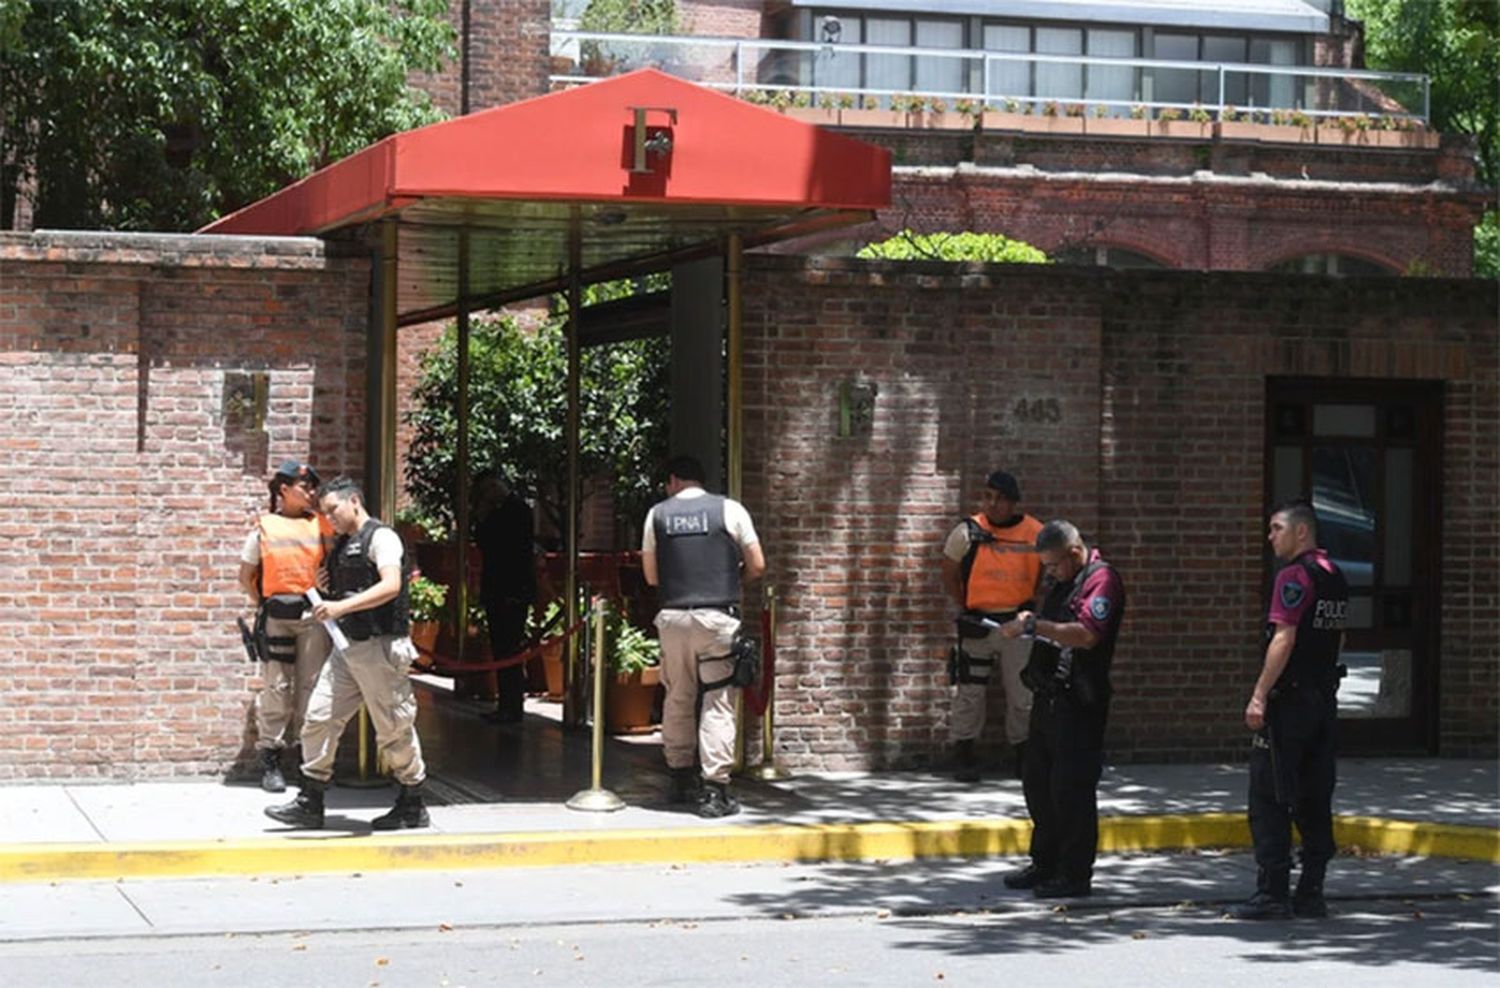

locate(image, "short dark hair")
[[985, 470, 1021, 501], [1272, 498, 1319, 537], [319, 475, 364, 507], [1035, 519, 1083, 554], [665, 455, 705, 484]]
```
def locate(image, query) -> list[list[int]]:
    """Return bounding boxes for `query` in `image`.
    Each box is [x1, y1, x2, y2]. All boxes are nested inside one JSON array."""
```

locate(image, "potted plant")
[[980, 97, 1030, 134], [530, 599, 566, 699], [407, 574, 447, 659], [784, 89, 838, 126], [840, 93, 904, 129], [1085, 103, 1149, 138], [604, 607, 662, 733], [1020, 99, 1084, 134]]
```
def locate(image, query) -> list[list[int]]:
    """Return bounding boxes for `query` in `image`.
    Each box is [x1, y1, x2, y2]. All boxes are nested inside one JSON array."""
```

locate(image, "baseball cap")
[[273, 459, 321, 487], [985, 470, 1021, 501]]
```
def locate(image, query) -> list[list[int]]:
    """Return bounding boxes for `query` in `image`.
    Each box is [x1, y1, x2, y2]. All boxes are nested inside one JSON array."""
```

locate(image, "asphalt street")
[[2, 851, 1495, 987]]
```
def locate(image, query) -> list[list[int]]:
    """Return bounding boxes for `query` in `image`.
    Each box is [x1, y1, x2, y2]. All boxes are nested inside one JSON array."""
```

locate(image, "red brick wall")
[[678, 0, 767, 37], [741, 255, 1498, 770], [412, 0, 551, 115], [0, 232, 368, 779], [781, 127, 1484, 277]]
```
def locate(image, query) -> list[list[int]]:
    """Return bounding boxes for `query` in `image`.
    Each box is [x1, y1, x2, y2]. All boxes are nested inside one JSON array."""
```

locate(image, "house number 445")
[[1013, 398, 1062, 423]]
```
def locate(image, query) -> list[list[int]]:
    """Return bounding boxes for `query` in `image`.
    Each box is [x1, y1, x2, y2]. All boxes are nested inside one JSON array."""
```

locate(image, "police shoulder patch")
[[1088, 596, 1111, 621], [1279, 579, 1306, 609]]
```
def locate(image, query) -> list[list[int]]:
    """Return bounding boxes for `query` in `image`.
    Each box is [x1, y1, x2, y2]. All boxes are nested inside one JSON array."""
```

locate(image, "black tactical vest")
[[1273, 553, 1348, 687], [330, 518, 410, 641], [1025, 559, 1122, 706], [653, 494, 742, 609]]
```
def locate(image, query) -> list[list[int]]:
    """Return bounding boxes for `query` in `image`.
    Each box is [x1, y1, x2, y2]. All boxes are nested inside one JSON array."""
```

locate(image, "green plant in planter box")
[[408, 575, 448, 624], [608, 605, 661, 675]]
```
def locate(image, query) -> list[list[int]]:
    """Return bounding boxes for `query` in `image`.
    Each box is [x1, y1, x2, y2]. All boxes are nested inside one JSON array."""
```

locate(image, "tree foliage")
[[404, 313, 669, 547], [0, 0, 454, 231], [1346, 0, 1498, 277], [857, 229, 1050, 264]]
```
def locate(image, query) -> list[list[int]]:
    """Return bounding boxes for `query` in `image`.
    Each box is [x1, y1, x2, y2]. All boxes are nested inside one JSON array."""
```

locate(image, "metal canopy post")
[[370, 218, 399, 521], [563, 205, 584, 727], [726, 232, 747, 772], [455, 229, 472, 667]]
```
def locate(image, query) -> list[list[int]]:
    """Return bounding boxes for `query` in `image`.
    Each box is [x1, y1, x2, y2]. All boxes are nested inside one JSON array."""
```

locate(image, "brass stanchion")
[[566, 597, 625, 812], [341, 704, 388, 788], [751, 583, 788, 780]]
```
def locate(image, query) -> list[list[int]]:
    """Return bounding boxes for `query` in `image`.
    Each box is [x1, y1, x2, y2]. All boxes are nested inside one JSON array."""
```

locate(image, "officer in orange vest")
[[237, 460, 333, 792], [940, 470, 1044, 783]]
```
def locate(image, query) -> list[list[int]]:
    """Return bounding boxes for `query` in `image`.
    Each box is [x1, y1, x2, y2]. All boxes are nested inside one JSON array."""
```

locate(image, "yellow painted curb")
[[0, 814, 1492, 884]]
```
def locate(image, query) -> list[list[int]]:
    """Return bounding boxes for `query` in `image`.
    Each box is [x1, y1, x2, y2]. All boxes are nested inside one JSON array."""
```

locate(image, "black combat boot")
[[953, 739, 981, 784], [696, 781, 740, 819], [668, 767, 702, 805], [1293, 861, 1329, 918], [1228, 867, 1292, 920], [264, 778, 325, 829], [372, 783, 431, 830], [258, 747, 286, 793], [1002, 863, 1051, 890]]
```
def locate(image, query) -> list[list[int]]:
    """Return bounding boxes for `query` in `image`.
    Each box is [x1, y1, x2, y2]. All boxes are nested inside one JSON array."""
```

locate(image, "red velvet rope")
[[744, 607, 775, 718], [416, 616, 588, 676]]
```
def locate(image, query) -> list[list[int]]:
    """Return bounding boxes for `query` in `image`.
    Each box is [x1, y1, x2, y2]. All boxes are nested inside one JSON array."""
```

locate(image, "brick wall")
[[412, 0, 550, 116], [0, 232, 368, 779], [741, 255, 1498, 770], [678, 0, 767, 37], [781, 127, 1484, 277]]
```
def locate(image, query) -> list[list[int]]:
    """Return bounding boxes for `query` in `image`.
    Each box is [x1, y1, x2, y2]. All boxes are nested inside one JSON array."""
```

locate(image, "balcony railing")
[[550, 30, 1430, 124]]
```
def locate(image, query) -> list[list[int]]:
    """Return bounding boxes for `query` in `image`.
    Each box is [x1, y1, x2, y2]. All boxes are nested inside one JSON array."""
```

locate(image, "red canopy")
[[202, 70, 891, 323]]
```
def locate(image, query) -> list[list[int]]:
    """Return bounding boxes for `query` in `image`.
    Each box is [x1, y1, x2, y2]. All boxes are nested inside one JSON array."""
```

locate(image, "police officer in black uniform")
[[1231, 499, 1348, 920], [998, 520, 1126, 899]]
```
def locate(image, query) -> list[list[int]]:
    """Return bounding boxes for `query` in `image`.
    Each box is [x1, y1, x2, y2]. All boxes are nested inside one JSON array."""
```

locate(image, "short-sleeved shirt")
[[1267, 548, 1337, 627], [640, 487, 759, 554], [366, 526, 404, 572], [1064, 548, 1125, 641]]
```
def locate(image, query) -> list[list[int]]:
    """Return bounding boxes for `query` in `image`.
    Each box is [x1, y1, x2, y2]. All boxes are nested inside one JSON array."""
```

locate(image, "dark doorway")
[[1265, 378, 1443, 753]]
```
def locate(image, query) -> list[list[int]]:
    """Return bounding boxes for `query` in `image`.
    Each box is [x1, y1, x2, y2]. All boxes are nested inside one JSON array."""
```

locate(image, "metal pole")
[[455, 230, 471, 669], [566, 598, 625, 811], [751, 582, 788, 780], [726, 233, 747, 772], [378, 218, 399, 522], [564, 206, 583, 727]]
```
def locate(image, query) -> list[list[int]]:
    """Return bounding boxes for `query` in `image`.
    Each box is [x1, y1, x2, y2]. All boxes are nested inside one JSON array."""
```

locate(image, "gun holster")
[[949, 644, 995, 686], [237, 616, 263, 663], [699, 631, 761, 692]]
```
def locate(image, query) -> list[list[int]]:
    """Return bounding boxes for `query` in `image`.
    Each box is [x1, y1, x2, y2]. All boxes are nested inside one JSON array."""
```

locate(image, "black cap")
[[986, 470, 1021, 501], [273, 459, 320, 486]]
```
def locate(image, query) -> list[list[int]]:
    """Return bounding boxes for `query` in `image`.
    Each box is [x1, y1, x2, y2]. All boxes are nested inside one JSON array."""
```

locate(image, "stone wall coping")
[[0, 230, 343, 268]]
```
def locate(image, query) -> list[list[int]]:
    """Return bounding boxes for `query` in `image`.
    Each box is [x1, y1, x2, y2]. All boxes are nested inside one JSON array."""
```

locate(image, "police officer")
[[939, 470, 1043, 782], [237, 459, 332, 792], [641, 455, 765, 818], [265, 477, 430, 831], [1231, 499, 1348, 920], [999, 520, 1125, 899]]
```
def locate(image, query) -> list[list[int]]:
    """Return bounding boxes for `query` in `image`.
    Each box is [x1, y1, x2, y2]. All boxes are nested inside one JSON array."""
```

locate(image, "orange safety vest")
[[257, 513, 332, 596], [964, 513, 1043, 612]]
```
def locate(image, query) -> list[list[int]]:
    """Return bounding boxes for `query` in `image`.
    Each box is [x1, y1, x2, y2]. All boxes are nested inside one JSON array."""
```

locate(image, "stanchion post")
[[751, 582, 789, 780], [341, 703, 389, 788], [566, 596, 625, 812]]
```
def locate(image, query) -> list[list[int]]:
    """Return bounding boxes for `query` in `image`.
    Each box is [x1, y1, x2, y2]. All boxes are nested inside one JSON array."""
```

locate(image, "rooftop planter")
[[1217, 109, 1317, 144]]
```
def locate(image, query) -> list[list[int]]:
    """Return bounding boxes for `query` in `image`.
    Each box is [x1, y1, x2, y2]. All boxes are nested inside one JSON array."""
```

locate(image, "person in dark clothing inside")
[[474, 473, 537, 725], [998, 520, 1126, 900], [1230, 498, 1347, 920]]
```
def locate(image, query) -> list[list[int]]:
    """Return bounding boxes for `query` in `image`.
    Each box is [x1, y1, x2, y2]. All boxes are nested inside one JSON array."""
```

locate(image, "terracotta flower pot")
[[541, 641, 565, 700], [605, 665, 662, 734]]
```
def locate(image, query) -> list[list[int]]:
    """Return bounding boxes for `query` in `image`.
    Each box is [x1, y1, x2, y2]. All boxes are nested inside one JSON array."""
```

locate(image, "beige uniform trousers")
[[299, 636, 426, 787], [950, 627, 1034, 746], [655, 608, 740, 785], [255, 614, 330, 751]]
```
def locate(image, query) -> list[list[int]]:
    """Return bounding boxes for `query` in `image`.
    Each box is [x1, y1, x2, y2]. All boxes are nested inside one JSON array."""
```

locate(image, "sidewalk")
[[1, 691, 1496, 883]]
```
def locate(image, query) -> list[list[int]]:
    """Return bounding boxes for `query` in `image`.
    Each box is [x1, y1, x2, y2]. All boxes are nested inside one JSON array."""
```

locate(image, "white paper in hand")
[[305, 588, 351, 653]]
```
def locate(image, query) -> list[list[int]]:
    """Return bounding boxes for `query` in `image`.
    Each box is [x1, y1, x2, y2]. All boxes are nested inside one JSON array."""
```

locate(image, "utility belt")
[[699, 630, 760, 693], [669, 602, 741, 619], [947, 609, 1018, 685], [1272, 663, 1347, 698]]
